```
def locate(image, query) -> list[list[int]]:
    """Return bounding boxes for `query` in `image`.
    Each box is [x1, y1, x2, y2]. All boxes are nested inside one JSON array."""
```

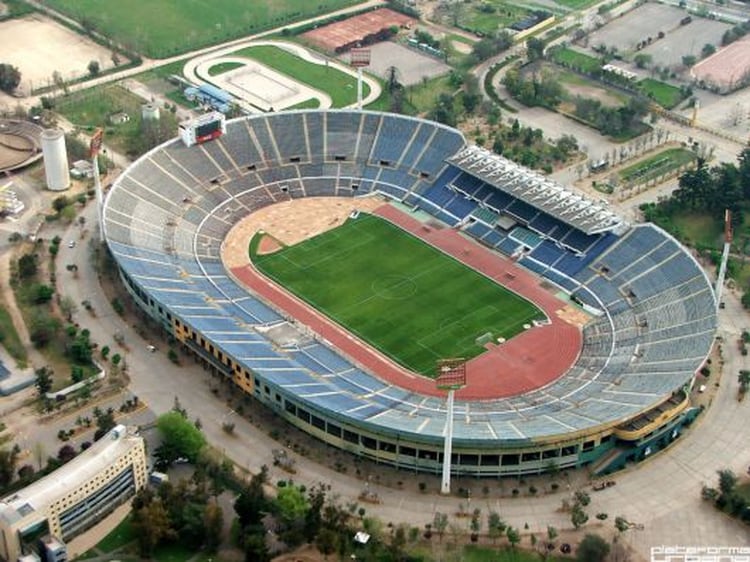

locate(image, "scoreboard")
[[179, 112, 226, 147]]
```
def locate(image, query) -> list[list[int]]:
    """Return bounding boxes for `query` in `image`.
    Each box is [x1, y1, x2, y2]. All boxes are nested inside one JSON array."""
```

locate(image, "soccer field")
[[252, 214, 544, 376], [43, 0, 358, 58]]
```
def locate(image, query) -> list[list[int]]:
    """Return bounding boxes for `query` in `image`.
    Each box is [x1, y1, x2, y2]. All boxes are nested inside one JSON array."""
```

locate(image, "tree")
[[203, 502, 224, 553], [701, 43, 716, 58], [682, 54, 697, 67], [276, 485, 309, 525], [717, 469, 737, 498], [429, 93, 457, 127], [316, 527, 339, 560], [34, 366, 53, 397], [527, 37, 545, 61], [0, 447, 19, 488], [487, 511, 506, 544], [574, 490, 591, 506], [385, 65, 402, 94], [57, 444, 76, 464], [506, 526, 520, 549], [738, 370, 750, 393], [576, 533, 610, 562], [87, 60, 100, 77], [17, 464, 34, 483], [93, 407, 116, 440], [17, 253, 38, 279], [304, 485, 326, 541], [132, 494, 175, 557], [0, 64, 21, 94], [30, 312, 60, 348], [634, 53, 652, 69], [156, 411, 206, 465], [234, 465, 269, 529], [614, 516, 630, 533], [243, 532, 270, 562], [433, 512, 448, 541], [59, 296, 77, 322], [571, 503, 589, 529]]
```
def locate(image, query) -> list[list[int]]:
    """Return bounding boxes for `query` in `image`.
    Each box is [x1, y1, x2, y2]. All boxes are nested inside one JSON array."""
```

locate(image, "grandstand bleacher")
[[104, 110, 717, 477]]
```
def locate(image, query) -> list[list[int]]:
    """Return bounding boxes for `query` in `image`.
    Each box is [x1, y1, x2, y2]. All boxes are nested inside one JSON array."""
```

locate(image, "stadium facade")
[[103, 111, 716, 477]]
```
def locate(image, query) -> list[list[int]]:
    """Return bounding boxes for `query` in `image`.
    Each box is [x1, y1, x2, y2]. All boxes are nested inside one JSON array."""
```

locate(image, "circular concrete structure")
[[104, 110, 716, 476]]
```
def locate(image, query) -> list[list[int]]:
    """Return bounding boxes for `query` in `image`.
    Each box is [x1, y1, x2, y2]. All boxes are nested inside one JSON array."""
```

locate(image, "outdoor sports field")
[[43, 0, 358, 58], [252, 214, 543, 376]]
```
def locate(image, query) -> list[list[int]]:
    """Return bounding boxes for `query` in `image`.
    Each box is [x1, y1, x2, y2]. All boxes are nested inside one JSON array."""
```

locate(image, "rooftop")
[[0, 425, 142, 526], [448, 145, 626, 235]]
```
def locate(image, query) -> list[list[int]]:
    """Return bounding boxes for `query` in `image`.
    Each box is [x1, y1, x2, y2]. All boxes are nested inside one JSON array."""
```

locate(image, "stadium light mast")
[[89, 128, 105, 243], [436, 358, 467, 495], [350, 47, 371, 110], [715, 209, 733, 310]]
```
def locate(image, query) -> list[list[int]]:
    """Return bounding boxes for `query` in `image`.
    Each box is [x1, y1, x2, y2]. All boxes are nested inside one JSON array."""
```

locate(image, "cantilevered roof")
[[448, 145, 625, 235]]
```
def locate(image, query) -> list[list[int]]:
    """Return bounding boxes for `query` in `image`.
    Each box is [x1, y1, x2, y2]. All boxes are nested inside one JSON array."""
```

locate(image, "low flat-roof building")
[[0, 425, 146, 562]]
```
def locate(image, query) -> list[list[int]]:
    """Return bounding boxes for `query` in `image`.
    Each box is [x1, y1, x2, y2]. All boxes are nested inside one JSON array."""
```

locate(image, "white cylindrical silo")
[[40, 128, 70, 191], [142, 103, 160, 121]]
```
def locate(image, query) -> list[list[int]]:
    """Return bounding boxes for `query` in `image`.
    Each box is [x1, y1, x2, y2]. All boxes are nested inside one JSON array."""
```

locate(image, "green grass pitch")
[[252, 214, 544, 376], [43, 0, 358, 58]]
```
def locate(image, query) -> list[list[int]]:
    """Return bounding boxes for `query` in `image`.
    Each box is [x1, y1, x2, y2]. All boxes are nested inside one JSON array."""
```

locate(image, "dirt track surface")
[[0, 15, 117, 92]]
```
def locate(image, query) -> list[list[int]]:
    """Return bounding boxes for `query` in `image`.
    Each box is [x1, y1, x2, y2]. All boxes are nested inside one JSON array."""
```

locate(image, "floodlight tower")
[[436, 358, 467, 495], [715, 209, 733, 311], [90, 128, 105, 242], [350, 47, 371, 110]]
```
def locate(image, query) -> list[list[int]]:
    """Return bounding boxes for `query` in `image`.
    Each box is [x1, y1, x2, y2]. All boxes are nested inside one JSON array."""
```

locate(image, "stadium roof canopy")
[[448, 145, 626, 235]]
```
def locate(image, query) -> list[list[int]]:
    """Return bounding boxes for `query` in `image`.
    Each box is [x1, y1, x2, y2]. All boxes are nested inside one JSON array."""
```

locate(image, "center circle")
[[371, 275, 417, 300]]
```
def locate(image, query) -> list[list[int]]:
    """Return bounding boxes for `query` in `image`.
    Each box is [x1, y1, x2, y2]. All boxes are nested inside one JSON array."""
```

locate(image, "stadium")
[[103, 110, 716, 477]]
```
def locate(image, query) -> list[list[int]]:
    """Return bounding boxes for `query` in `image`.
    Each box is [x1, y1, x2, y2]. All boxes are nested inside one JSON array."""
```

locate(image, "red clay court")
[[231, 203, 582, 401], [692, 39, 750, 91], [302, 8, 415, 53]]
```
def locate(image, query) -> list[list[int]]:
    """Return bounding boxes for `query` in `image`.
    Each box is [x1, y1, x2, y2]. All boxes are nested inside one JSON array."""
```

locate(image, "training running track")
[[230, 203, 582, 400]]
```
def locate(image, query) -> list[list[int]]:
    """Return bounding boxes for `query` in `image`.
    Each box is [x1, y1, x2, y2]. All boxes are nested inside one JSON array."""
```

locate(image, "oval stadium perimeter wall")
[[103, 111, 717, 476]]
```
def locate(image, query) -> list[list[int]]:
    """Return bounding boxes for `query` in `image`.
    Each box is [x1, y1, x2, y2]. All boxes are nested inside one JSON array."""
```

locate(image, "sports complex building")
[[103, 111, 717, 477]]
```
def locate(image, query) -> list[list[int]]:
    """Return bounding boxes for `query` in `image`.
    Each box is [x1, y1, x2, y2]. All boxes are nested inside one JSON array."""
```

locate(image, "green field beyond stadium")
[[44, 0, 358, 58], [252, 214, 544, 376]]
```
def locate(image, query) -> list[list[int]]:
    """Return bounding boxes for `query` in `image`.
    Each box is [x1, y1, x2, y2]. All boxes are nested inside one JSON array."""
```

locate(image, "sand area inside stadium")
[[221, 195, 384, 268]]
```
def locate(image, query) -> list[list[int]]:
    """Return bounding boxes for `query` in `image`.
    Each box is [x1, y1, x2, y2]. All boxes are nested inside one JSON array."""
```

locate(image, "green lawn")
[[458, 1, 533, 36], [553, 0, 598, 8], [0, 305, 27, 368], [554, 65, 629, 107], [233, 45, 369, 108], [43, 0, 359, 58], [550, 47, 602, 73], [462, 545, 568, 562], [253, 214, 543, 376], [406, 74, 456, 114], [619, 148, 696, 183], [206, 62, 245, 77], [638, 78, 685, 109], [56, 85, 180, 153], [95, 514, 135, 553]]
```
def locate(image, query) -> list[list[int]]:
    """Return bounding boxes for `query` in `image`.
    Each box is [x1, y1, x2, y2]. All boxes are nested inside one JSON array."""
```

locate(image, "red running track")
[[230, 204, 582, 400]]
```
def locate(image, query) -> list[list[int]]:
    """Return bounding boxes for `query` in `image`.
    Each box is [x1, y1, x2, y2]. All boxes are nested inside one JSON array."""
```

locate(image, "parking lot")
[[588, 3, 687, 53], [362, 41, 450, 86], [641, 16, 730, 67]]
